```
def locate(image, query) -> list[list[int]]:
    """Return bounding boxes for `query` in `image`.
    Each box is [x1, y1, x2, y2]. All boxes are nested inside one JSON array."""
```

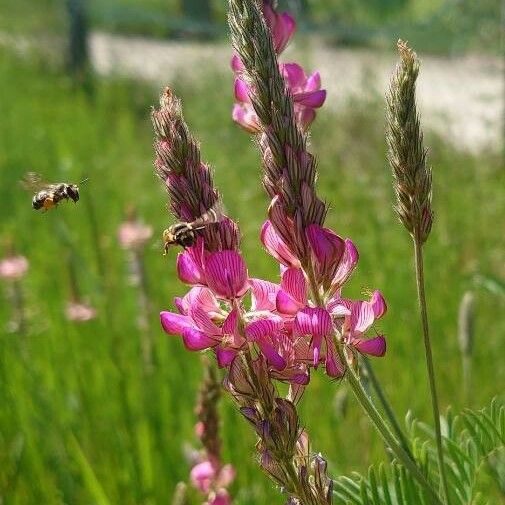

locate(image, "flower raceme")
[[160, 221, 387, 383], [231, 2, 326, 132]]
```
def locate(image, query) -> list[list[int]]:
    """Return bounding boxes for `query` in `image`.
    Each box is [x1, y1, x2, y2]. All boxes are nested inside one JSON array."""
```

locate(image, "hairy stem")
[[413, 237, 451, 504]]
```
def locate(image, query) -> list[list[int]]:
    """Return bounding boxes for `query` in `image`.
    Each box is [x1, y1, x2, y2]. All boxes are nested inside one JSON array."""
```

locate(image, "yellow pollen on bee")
[[43, 198, 55, 209]]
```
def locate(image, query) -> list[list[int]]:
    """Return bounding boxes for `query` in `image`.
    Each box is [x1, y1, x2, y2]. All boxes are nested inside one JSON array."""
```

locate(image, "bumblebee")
[[163, 205, 221, 254], [21, 172, 86, 211]]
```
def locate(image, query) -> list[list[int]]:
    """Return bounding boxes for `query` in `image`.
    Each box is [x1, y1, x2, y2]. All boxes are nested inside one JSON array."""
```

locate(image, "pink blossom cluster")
[[0, 255, 29, 281], [231, 2, 326, 131], [161, 221, 386, 384], [190, 458, 235, 505]]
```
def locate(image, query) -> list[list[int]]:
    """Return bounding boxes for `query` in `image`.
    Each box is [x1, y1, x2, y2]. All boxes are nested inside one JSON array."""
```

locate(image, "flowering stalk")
[[153, 87, 331, 504], [66, 253, 97, 323], [118, 208, 154, 372], [190, 357, 235, 505], [386, 40, 449, 504], [457, 292, 474, 404], [229, 0, 327, 270]]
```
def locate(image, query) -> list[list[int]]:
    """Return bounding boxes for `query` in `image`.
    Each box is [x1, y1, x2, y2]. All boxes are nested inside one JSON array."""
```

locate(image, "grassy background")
[[0, 47, 504, 504]]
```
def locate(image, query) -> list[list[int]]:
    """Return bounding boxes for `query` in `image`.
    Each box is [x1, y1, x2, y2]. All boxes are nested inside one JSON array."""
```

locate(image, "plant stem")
[[360, 356, 413, 458], [413, 237, 451, 505], [338, 345, 443, 505]]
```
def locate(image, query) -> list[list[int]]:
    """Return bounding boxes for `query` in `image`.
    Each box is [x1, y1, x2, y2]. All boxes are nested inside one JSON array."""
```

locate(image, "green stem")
[[337, 345, 443, 505], [413, 237, 451, 504], [360, 356, 413, 459]]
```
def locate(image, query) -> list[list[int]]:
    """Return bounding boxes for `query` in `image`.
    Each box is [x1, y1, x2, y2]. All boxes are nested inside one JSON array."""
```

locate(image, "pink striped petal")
[[205, 250, 249, 299], [234, 78, 251, 103], [188, 303, 220, 336], [183, 287, 220, 315], [294, 89, 327, 108], [250, 278, 280, 311], [325, 341, 345, 377], [160, 311, 192, 335], [306, 224, 345, 283], [293, 308, 332, 338], [260, 220, 299, 268], [371, 290, 387, 319], [353, 335, 386, 357], [245, 318, 283, 341], [176, 239, 205, 285], [222, 308, 238, 335], [351, 301, 375, 334], [331, 239, 359, 290], [276, 290, 302, 315], [280, 268, 307, 303], [182, 328, 217, 351]]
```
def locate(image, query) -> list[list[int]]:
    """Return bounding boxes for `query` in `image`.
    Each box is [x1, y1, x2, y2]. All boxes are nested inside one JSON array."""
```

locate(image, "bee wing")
[[191, 200, 225, 230], [20, 172, 50, 192]]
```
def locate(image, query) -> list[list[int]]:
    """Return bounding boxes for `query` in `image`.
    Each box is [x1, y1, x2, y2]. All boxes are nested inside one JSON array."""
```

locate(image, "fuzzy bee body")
[[22, 173, 82, 212], [163, 206, 221, 254]]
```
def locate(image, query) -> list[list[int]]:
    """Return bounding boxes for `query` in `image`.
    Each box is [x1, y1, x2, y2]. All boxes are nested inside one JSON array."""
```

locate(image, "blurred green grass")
[[0, 48, 504, 504]]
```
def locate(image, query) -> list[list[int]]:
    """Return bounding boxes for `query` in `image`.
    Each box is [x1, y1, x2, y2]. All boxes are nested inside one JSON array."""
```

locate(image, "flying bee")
[[21, 172, 88, 211], [163, 204, 222, 254]]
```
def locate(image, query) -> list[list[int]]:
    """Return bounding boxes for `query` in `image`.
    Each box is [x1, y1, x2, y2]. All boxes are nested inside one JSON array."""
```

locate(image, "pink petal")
[[257, 339, 286, 370], [306, 224, 345, 283], [371, 290, 387, 319], [205, 250, 249, 299], [296, 106, 316, 130], [209, 489, 232, 505], [275, 12, 296, 53], [350, 301, 375, 334], [325, 341, 345, 377], [230, 53, 244, 72], [183, 287, 220, 315], [280, 268, 307, 305], [190, 461, 215, 494], [281, 62, 306, 89], [232, 103, 260, 133], [305, 71, 321, 92], [276, 290, 303, 315], [217, 464, 236, 487], [293, 308, 332, 338], [294, 89, 327, 108], [234, 78, 251, 103], [260, 220, 299, 268], [188, 303, 220, 336], [160, 311, 192, 335], [250, 278, 280, 311], [222, 308, 238, 335], [182, 328, 217, 351], [331, 239, 359, 290], [245, 318, 283, 341], [353, 335, 386, 357], [176, 239, 205, 285], [215, 347, 237, 367]]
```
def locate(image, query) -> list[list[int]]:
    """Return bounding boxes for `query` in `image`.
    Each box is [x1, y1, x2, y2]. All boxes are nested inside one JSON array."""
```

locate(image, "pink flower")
[[191, 460, 215, 494], [233, 64, 326, 132], [230, 1, 296, 74], [0, 255, 29, 280], [263, 2, 296, 54], [66, 301, 97, 322], [207, 489, 232, 505], [190, 460, 236, 498], [338, 291, 387, 357], [118, 220, 152, 249]]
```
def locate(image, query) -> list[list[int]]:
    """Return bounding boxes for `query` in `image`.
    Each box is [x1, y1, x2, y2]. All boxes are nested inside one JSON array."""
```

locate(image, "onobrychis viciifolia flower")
[[386, 39, 433, 245]]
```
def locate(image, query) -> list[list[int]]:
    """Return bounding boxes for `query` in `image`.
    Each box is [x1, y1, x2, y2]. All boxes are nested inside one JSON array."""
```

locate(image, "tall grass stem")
[[413, 237, 450, 504]]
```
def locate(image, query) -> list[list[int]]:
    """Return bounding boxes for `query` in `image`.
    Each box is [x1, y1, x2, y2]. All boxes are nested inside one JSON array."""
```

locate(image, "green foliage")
[[333, 399, 505, 504], [0, 51, 503, 504]]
